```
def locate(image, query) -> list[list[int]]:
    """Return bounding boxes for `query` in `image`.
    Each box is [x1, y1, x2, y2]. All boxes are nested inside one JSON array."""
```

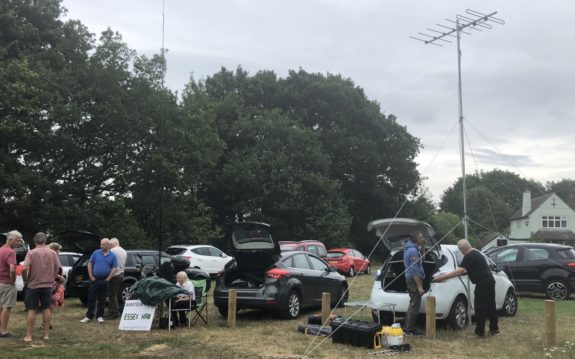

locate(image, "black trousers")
[[474, 277, 498, 336]]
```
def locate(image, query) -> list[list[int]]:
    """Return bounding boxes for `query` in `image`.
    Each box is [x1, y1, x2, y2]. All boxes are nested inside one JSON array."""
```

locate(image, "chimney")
[[522, 189, 531, 216]]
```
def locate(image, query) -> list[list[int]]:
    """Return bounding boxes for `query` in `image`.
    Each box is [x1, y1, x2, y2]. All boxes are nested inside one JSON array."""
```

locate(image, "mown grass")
[[2, 274, 575, 359]]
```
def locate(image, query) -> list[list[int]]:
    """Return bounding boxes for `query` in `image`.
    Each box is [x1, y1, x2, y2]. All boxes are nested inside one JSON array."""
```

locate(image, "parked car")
[[485, 243, 575, 300], [327, 248, 371, 276], [279, 240, 328, 259], [58, 251, 82, 279], [67, 249, 191, 305], [214, 222, 348, 319], [164, 244, 232, 276], [368, 218, 517, 329]]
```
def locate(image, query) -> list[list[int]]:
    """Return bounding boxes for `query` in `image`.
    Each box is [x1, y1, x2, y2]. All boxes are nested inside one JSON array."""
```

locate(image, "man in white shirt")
[[106, 237, 127, 319]]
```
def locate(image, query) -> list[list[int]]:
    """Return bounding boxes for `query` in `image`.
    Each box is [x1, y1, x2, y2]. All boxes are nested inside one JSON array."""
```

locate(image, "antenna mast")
[[411, 9, 504, 241]]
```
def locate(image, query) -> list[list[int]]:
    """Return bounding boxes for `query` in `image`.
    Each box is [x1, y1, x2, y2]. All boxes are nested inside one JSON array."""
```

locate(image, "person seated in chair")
[[171, 271, 195, 327]]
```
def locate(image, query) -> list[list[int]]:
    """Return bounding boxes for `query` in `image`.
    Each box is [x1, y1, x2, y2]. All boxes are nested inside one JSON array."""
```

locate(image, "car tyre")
[[545, 279, 570, 300], [500, 289, 518, 317], [79, 295, 88, 305], [120, 280, 135, 305], [348, 266, 355, 277], [281, 290, 301, 319], [447, 296, 468, 330], [336, 284, 349, 307], [217, 306, 228, 317]]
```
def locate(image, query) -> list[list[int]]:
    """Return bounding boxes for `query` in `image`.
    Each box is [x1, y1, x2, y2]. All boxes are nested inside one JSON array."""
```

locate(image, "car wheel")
[[281, 290, 301, 319], [365, 265, 371, 275], [217, 306, 228, 317], [79, 295, 88, 305], [372, 310, 394, 325], [545, 279, 570, 300], [447, 296, 468, 330], [348, 266, 355, 277], [336, 284, 349, 307], [500, 289, 518, 317], [120, 280, 135, 305]]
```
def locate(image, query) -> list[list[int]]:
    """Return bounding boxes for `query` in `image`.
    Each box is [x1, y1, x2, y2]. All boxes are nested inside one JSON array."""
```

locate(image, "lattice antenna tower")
[[411, 9, 504, 241]]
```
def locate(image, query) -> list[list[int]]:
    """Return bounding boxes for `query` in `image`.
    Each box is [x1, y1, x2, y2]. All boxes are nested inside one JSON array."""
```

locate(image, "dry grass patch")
[[2, 274, 574, 358]]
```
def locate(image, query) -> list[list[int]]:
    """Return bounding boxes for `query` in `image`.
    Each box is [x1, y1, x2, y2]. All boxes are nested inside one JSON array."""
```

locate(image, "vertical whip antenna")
[[410, 9, 504, 241]]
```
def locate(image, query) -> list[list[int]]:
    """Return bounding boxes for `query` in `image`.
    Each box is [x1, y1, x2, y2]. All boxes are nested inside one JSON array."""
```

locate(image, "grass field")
[[2, 274, 574, 359]]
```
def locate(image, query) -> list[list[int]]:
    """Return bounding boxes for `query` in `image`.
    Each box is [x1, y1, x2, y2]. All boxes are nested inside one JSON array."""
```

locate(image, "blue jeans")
[[86, 279, 109, 319]]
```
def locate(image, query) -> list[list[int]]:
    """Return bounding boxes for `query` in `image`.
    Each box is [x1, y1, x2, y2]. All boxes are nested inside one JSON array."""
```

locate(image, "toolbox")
[[330, 318, 382, 349]]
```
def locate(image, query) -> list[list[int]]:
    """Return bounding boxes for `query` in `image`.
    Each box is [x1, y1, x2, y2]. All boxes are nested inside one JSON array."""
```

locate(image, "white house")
[[509, 190, 575, 246]]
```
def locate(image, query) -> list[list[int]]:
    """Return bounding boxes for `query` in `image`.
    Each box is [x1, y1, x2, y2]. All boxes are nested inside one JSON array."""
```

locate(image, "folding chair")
[[168, 292, 194, 331], [190, 278, 208, 325]]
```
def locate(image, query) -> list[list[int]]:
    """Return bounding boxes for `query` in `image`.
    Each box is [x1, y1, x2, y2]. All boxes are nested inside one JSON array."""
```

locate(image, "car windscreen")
[[233, 228, 274, 250], [556, 248, 575, 259], [327, 252, 344, 258], [165, 247, 186, 255]]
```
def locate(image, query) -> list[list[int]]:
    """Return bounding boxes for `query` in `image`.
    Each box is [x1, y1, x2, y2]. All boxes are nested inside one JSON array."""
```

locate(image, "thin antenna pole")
[[159, 0, 166, 261], [456, 20, 468, 241], [411, 9, 504, 242]]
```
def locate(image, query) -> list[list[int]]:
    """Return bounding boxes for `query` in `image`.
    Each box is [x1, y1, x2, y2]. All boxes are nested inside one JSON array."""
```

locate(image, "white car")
[[368, 218, 518, 329], [58, 251, 82, 279], [165, 244, 232, 276], [15, 251, 81, 296]]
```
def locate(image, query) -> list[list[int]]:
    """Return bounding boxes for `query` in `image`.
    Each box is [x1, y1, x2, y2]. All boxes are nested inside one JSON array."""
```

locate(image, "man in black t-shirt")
[[433, 239, 499, 338]]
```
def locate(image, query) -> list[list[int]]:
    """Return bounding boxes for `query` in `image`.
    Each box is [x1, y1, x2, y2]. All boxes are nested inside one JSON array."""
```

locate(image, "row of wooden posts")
[[226, 290, 557, 346]]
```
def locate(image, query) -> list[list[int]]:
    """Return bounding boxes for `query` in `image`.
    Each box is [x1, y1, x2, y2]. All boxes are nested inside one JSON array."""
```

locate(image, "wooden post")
[[426, 296, 436, 339], [228, 289, 237, 328], [322, 292, 331, 325], [544, 300, 556, 347]]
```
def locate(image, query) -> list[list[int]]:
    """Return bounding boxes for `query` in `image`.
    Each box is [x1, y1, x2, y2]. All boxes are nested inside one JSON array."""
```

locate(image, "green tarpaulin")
[[130, 277, 187, 306]]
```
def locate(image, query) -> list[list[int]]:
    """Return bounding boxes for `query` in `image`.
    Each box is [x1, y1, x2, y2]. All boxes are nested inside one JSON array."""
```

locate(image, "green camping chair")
[[190, 279, 208, 325]]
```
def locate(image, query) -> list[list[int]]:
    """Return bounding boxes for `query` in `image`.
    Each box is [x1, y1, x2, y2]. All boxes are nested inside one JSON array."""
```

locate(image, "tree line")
[[1, 0, 572, 257]]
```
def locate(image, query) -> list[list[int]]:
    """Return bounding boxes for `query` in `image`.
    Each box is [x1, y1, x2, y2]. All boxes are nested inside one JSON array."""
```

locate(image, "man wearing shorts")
[[0, 230, 23, 339], [22, 232, 61, 342]]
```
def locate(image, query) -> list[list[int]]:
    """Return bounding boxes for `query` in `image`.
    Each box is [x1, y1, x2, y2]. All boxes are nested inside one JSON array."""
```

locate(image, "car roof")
[[328, 248, 352, 252], [167, 244, 212, 249]]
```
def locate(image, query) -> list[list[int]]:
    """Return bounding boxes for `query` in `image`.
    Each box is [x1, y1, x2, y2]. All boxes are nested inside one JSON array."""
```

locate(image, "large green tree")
[[440, 169, 542, 238]]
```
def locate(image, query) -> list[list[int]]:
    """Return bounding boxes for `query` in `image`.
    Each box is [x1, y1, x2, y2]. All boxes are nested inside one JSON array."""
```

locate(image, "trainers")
[[0, 332, 19, 339], [80, 317, 91, 323], [97, 317, 104, 323]]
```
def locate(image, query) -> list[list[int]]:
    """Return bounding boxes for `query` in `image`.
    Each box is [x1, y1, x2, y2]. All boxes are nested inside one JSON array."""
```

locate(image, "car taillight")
[[567, 262, 575, 269], [266, 268, 289, 279]]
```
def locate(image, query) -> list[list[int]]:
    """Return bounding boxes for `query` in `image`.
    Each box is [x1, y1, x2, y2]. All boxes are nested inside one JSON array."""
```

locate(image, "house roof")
[[510, 193, 553, 221], [567, 194, 575, 211], [476, 231, 508, 248], [532, 229, 575, 241]]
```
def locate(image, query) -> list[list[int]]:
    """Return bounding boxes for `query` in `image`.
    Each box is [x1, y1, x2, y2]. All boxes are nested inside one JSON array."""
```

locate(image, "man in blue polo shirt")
[[81, 238, 117, 323]]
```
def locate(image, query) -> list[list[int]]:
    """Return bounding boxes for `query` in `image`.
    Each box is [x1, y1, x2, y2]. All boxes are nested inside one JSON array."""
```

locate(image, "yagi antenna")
[[410, 9, 504, 242], [410, 9, 504, 46]]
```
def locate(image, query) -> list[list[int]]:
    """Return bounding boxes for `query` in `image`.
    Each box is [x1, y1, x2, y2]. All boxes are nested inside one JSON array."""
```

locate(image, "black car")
[[61, 231, 191, 305], [486, 243, 575, 300], [213, 222, 348, 319], [67, 249, 191, 305]]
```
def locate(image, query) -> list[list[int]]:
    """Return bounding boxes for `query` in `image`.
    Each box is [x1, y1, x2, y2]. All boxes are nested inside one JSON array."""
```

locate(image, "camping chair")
[[167, 291, 194, 331], [189, 278, 208, 325]]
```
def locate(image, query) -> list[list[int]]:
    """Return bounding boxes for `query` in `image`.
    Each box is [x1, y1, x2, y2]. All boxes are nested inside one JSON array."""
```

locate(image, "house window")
[[525, 221, 529, 227], [542, 216, 567, 228]]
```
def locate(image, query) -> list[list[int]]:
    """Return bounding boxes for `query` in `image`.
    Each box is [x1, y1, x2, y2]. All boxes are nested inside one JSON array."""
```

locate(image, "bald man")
[[434, 239, 499, 338], [80, 238, 117, 324]]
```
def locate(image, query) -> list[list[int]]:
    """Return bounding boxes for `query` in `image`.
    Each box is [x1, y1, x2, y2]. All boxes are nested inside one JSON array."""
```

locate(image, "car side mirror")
[[329, 265, 337, 272]]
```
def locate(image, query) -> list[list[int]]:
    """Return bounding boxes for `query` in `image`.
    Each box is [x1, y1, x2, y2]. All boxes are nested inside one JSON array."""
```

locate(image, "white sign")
[[119, 299, 156, 331]]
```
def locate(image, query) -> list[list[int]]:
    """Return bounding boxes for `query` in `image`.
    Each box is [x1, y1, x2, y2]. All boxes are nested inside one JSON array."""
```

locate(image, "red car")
[[327, 248, 371, 277]]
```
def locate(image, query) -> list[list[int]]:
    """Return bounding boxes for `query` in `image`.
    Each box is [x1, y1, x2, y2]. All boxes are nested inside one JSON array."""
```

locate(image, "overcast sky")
[[60, 0, 575, 203]]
